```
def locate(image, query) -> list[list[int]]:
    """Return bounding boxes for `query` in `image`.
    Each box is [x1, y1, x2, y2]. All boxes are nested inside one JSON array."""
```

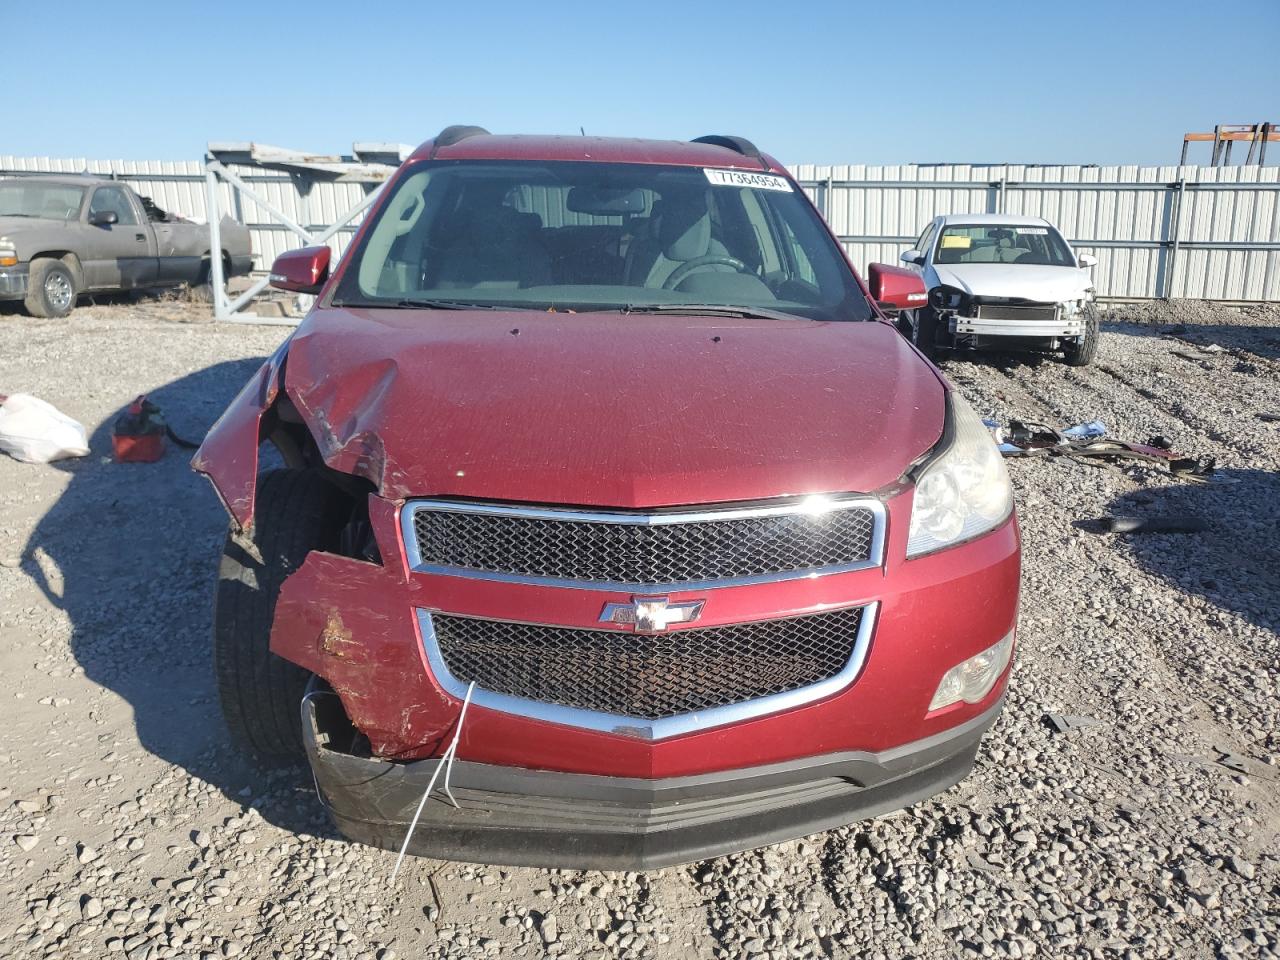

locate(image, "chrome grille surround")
[[417, 603, 879, 740], [402, 496, 886, 591]]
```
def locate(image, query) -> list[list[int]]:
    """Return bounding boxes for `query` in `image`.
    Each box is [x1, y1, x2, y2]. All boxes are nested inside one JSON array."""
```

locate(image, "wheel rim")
[[44, 272, 73, 311]]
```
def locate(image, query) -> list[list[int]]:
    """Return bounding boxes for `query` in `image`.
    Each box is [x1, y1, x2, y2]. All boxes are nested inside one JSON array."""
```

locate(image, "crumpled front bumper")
[[303, 688, 1003, 870], [949, 304, 1086, 339], [0, 264, 29, 300]]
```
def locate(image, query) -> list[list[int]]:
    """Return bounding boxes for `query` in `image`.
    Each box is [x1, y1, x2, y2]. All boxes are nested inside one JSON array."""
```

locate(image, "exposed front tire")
[[913, 306, 943, 360], [1063, 303, 1100, 366], [213, 469, 348, 766], [24, 259, 77, 318]]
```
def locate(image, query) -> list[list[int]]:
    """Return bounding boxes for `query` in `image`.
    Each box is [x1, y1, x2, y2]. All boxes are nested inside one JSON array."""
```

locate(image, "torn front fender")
[[269, 496, 456, 757], [191, 341, 290, 531]]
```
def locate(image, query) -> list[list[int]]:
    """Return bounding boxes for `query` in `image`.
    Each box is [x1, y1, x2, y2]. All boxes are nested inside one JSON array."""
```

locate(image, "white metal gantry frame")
[[202, 142, 411, 324]]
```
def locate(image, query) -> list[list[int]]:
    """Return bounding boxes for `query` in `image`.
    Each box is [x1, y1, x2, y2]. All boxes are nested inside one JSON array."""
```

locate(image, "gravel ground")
[[0, 298, 1277, 960]]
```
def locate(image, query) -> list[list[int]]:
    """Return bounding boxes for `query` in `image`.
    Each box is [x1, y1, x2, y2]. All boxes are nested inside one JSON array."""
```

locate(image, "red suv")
[[195, 128, 1020, 869]]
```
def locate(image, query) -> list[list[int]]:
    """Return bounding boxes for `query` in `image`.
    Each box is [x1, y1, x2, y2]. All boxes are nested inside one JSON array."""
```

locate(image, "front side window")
[[934, 224, 1074, 266], [914, 222, 935, 256], [0, 183, 84, 220], [89, 187, 138, 226], [332, 160, 870, 321]]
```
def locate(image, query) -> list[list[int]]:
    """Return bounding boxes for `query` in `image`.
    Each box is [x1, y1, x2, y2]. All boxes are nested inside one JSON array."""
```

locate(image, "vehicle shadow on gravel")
[[1091, 469, 1280, 633], [18, 358, 334, 837]]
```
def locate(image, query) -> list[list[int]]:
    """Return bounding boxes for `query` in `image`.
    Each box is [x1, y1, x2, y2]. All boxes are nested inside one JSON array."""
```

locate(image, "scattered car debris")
[[985, 416, 1215, 480], [1105, 516, 1210, 534], [0, 392, 90, 463], [111, 395, 200, 462], [1045, 713, 1098, 734], [113, 396, 168, 462], [1258, 412, 1280, 423], [1061, 420, 1106, 440], [1216, 752, 1250, 774]]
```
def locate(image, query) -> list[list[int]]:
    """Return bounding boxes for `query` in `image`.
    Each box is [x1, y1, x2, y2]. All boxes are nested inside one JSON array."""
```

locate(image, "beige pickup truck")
[[0, 175, 252, 317]]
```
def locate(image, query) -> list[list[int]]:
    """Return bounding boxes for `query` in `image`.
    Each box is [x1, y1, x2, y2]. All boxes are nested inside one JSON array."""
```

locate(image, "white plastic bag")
[[0, 394, 90, 463]]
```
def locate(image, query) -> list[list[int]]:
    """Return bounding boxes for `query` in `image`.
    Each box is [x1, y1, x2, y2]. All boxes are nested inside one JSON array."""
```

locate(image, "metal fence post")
[[1165, 178, 1186, 299], [204, 167, 227, 320]]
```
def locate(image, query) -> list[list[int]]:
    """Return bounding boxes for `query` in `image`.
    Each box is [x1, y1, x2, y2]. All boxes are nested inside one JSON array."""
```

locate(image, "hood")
[[281, 308, 946, 508], [0, 216, 70, 258], [0, 215, 69, 232], [932, 263, 1092, 303]]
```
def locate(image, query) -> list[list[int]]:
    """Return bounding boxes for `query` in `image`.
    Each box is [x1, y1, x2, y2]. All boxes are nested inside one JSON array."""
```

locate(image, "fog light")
[[929, 632, 1014, 712]]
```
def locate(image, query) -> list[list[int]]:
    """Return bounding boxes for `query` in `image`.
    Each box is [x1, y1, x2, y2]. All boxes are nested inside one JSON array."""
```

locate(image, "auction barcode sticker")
[[1015, 227, 1049, 235], [704, 168, 793, 191]]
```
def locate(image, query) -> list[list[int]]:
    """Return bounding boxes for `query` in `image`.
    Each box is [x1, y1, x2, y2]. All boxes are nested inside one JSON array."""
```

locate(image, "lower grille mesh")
[[430, 606, 866, 721]]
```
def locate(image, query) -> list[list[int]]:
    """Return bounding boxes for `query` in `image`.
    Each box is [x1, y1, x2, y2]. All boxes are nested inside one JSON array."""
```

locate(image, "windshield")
[[0, 182, 84, 220], [332, 160, 870, 320], [934, 224, 1075, 267]]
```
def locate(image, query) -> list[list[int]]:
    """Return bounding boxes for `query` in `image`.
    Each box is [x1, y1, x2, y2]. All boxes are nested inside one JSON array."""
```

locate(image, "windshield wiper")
[[391, 298, 510, 310], [332, 296, 513, 311], [620, 303, 807, 322]]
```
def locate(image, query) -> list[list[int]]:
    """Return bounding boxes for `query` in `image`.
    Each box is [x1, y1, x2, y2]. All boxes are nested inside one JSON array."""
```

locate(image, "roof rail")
[[691, 134, 767, 168], [431, 125, 491, 157]]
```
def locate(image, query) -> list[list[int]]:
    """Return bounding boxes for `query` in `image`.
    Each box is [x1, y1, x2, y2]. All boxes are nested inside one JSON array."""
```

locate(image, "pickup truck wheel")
[[913, 306, 941, 360], [190, 253, 230, 304], [213, 469, 348, 766], [24, 260, 77, 318], [1062, 303, 1100, 366]]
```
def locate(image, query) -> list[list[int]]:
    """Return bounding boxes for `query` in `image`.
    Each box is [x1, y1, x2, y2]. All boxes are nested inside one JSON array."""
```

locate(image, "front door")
[[83, 187, 158, 289]]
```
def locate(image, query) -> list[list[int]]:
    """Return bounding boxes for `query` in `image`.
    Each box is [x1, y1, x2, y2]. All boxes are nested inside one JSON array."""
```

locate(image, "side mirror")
[[269, 245, 331, 295], [1078, 253, 1097, 268], [899, 249, 924, 266], [89, 210, 119, 226], [867, 263, 928, 315]]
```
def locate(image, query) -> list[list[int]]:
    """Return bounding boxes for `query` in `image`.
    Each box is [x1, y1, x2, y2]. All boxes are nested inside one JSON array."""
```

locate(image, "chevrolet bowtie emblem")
[[599, 596, 705, 633]]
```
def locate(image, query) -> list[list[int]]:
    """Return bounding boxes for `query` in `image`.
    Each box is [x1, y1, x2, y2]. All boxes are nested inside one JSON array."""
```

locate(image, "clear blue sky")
[[9, 0, 1279, 166]]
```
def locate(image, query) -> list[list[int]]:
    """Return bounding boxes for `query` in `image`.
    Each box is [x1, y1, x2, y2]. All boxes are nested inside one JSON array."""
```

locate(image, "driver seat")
[[624, 194, 735, 289]]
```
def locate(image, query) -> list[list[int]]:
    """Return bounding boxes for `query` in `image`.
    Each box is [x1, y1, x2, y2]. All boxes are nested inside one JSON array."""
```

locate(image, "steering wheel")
[[662, 255, 746, 290]]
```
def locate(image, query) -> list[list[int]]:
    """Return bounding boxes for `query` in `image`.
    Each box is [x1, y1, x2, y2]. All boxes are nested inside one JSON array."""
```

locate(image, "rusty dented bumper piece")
[[303, 690, 1003, 870]]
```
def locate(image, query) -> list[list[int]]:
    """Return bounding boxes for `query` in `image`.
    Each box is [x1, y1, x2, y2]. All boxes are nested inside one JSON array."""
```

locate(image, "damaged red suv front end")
[[195, 129, 1019, 869]]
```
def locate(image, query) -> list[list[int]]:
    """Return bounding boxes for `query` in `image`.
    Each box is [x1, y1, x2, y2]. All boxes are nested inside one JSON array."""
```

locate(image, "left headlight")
[[906, 391, 1013, 558], [0, 238, 17, 268]]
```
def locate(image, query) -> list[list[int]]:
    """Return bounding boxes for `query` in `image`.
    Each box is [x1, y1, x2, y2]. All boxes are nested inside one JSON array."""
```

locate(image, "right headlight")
[[0, 238, 17, 269], [906, 392, 1013, 558]]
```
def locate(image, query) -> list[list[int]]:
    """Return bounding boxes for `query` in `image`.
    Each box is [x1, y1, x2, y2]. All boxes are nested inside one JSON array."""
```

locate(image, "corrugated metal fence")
[[3, 156, 1279, 301], [793, 163, 1280, 300]]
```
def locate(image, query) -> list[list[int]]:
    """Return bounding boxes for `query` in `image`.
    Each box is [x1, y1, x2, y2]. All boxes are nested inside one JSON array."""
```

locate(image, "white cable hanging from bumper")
[[389, 680, 476, 886]]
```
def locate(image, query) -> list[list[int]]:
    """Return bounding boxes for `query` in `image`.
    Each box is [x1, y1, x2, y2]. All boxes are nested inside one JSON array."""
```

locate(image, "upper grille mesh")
[[410, 504, 878, 586], [430, 606, 866, 721]]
